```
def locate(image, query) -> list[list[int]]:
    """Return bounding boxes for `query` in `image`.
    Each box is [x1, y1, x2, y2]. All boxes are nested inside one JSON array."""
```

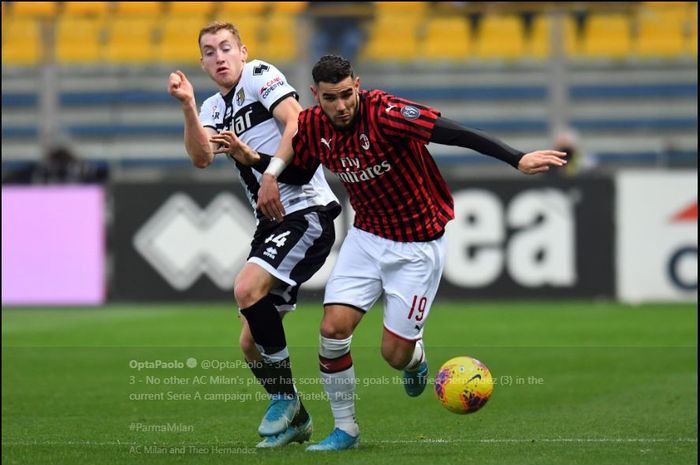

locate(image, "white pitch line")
[[3, 438, 697, 447], [374, 438, 698, 444]]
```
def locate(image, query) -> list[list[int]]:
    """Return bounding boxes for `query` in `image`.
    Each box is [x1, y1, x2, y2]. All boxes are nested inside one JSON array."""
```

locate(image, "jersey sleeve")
[[291, 111, 321, 171], [376, 92, 441, 145], [245, 60, 299, 115], [198, 96, 219, 131]]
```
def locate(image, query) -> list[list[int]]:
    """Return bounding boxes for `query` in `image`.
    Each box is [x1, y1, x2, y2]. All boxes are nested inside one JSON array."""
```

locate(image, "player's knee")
[[233, 280, 265, 309], [319, 319, 353, 340]]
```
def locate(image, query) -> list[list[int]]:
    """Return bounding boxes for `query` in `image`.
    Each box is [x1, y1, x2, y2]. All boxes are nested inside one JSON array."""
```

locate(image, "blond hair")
[[198, 21, 243, 49]]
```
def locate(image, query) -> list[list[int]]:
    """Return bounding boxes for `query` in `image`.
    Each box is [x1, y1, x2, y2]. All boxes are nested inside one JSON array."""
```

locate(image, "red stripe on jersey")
[[319, 353, 353, 373], [292, 89, 454, 242]]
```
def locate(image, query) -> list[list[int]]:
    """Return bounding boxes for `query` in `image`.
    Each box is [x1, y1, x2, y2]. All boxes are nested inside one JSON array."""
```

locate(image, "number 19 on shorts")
[[407, 295, 427, 321]]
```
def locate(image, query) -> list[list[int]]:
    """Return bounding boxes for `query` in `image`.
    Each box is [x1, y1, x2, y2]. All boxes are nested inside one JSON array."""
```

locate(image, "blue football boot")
[[305, 427, 359, 451], [256, 415, 312, 448], [258, 394, 300, 436], [403, 359, 429, 397]]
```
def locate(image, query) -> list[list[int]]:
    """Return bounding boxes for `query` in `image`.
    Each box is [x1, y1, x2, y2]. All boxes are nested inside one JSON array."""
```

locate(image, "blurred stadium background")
[[1, 2, 697, 464], [1, 1, 697, 305]]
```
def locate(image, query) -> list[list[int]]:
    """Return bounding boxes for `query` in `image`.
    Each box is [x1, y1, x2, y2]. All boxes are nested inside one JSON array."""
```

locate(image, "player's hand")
[[257, 174, 285, 222], [518, 150, 568, 174], [209, 131, 261, 165], [168, 70, 195, 105]]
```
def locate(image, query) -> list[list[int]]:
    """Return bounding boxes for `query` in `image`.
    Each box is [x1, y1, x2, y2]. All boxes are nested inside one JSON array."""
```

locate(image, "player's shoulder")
[[362, 89, 394, 110], [200, 92, 223, 111], [243, 59, 281, 81], [299, 106, 324, 124]]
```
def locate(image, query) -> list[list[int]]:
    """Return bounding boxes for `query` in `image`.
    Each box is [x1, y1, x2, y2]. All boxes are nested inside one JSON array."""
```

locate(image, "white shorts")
[[324, 227, 447, 341]]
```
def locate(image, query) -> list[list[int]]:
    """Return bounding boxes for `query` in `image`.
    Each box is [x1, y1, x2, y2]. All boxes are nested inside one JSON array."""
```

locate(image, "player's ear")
[[310, 85, 319, 103], [240, 44, 248, 61], [354, 77, 361, 91]]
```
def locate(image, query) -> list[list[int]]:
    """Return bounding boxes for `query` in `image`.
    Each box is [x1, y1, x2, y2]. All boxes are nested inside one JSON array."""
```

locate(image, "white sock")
[[319, 335, 359, 437], [404, 339, 425, 372]]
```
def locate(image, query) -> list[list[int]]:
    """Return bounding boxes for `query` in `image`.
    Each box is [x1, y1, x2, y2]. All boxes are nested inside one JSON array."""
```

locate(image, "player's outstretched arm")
[[168, 70, 215, 168], [430, 116, 566, 173], [517, 150, 568, 174]]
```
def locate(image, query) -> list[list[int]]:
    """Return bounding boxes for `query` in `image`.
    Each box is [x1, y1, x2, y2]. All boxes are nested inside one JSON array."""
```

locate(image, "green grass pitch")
[[2, 301, 697, 465]]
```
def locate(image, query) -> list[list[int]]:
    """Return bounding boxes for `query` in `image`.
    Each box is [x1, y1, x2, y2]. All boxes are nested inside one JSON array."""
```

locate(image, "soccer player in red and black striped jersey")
[[241, 55, 567, 450]]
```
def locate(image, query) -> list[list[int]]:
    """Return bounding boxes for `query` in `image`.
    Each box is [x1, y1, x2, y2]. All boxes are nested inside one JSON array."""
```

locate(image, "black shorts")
[[247, 204, 339, 309]]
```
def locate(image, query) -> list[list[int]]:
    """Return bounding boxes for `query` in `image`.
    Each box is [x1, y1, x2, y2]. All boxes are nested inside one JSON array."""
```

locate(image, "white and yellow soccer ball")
[[434, 356, 494, 414]]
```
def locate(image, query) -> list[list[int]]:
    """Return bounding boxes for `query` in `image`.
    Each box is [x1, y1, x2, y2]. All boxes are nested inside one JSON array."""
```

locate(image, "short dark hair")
[[312, 55, 354, 84]]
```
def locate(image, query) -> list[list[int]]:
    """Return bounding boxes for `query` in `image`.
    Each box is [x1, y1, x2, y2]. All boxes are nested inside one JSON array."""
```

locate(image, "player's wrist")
[[180, 97, 196, 110], [264, 157, 287, 178]]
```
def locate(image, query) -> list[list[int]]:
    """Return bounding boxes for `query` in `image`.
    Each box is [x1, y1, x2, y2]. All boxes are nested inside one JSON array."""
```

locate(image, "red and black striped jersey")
[[292, 89, 454, 242]]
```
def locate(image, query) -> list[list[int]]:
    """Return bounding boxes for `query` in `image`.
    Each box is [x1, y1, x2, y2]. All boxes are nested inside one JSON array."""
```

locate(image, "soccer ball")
[[434, 356, 494, 414]]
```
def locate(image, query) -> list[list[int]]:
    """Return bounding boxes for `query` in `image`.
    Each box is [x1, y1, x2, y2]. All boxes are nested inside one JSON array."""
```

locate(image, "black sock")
[[247, 359, 273, 395], [291, 401, 310, 426], [240, 295, 287, 353], [240, 296, 296, 397]]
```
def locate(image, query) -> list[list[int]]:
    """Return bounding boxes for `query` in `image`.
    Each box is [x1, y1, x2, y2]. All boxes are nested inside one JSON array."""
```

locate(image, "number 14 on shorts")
[[265, 231, 291, 248], [407, 295, 427, 321]]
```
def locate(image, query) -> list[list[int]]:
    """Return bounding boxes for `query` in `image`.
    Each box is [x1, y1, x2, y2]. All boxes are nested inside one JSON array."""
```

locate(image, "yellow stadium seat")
[[269, 2, 307, 15], [9, 1, 57, 18], [259, 14, 298, 62], [63, 2, 110, 17], [157, 17, 207, 64], [217, 2, 268, 17], [420, 17, 470, 61], [362, 15, 420, 62], [113, 2, 161, 17], [580, 14, 632, 59], [688, 4, 697, 55], [166, 2, 214, 17], [55, 16, 103, 63], [636, 8, 686, 57], [529, 15, 580, 59], [474, 15, 525, 60], [217, 14, 263, 55], [1, 17, 41, 65], [642, 2, 691, 14], [374, 2, 427, 16], [528, 15, 550, 59], [104, 18, 157, 63]]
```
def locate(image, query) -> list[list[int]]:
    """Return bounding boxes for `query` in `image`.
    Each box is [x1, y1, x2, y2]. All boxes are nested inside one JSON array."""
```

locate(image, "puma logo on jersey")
[[386, 104, 396, 113], [321, 137, 333, 149]]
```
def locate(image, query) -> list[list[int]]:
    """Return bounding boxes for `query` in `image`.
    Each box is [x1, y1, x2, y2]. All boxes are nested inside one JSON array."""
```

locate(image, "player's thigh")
[[324, 228, 383, 313], [234, 262, 277, 306], [382, 236, 447, 341]]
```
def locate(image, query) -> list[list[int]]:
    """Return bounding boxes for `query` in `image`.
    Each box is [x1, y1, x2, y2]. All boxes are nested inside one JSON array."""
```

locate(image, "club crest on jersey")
[[401, 105, 420, 120], [235, 88, 245, 106], [359, 133, 370, 151]]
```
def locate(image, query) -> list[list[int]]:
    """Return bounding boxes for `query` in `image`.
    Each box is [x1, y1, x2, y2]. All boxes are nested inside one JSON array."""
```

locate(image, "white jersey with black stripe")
[[199, 59, 338, 221]]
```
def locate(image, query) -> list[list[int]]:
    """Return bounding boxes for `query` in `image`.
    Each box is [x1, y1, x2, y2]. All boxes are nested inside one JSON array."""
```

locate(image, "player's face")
[[200, 29, 248, 91], [312, 76, 360, 130]]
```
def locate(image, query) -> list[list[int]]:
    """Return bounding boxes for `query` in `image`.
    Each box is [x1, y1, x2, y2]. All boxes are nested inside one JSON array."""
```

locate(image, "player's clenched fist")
[[168, 70, 194, 104]]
